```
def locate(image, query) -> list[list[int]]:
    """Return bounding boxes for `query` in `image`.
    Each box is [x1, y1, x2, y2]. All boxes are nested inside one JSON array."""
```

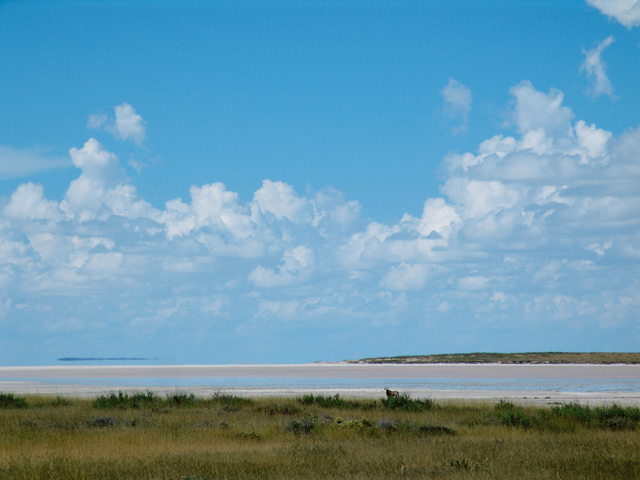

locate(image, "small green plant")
[[212, 392, 254, 407], [84, 416, 118, 428], [414, 423, 456, 435], [167, 392, 196, 406], [492, 400, 532, 428], [332, 416, 373, 432], [297, 393, 375, 410], [235, 431, 261, 441], [381, 394, 433, 412], [51, 396, 71, 407], [0, 393, 28, 409], [285, 418, 315, 434], [541, 403, 640, 430], [94, 391, 157, 409]]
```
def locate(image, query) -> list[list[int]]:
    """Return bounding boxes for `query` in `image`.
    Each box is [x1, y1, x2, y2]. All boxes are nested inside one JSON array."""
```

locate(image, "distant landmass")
[[348, 352, 640, 364], [57, 358, 149, 362]]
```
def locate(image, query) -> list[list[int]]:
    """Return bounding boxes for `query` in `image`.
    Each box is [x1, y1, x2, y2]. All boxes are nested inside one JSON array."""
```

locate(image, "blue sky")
[[1, 0, 639, 365]]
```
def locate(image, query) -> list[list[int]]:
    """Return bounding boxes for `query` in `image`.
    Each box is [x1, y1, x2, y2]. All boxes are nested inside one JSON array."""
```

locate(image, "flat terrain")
[[2, 363, 640, 406], [350, 352, 640, 364], [0, 392, 639, 479]]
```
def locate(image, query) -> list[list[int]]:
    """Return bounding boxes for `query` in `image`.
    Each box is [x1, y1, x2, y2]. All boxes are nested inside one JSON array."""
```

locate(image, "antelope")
[[385, 387, 400, 398]]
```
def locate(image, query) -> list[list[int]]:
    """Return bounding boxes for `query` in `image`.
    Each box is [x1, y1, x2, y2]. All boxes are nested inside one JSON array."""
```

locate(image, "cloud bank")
[[2, 86, 640, 359]]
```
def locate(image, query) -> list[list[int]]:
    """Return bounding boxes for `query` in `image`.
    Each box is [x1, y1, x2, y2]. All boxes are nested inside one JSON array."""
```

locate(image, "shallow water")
[[4, 375, 639, 393]]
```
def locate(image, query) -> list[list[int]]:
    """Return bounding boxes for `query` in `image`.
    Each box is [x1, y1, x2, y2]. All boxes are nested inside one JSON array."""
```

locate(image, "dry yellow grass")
[[0, 393, 638, 479]]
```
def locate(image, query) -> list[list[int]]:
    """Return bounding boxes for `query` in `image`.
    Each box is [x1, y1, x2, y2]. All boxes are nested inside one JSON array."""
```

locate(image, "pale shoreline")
[[2, 363, 639, 406], [2, 362, 640, 378]]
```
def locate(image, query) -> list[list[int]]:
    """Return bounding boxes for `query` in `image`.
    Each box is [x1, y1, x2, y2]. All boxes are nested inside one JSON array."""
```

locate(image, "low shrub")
[[217, 405, 240, 414], [235, 431, 261, 441], [494, 409, 533, 428], [414, 423, 456, 435], [492, 400, 533, 428], [94, 391, 157, 410], [377, 419, 454, 436], [0, 393, 28, 409], [84, 416, 118, 428], [381, 394, 433, 412], [285, 418, 315, 434], [211, 392, 254, 407], [332, 416, 373, 432], [51, 396, 71, 407], [378, 419, 398, 432], [167, 392, 196, 406], [297, 394, 374, 410], [542, 403, 640, 430]]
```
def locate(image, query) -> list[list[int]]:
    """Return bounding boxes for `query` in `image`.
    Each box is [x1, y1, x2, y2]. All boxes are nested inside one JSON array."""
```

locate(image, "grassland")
[[349, 352, 640, 364], [1, 391, 639, 479]]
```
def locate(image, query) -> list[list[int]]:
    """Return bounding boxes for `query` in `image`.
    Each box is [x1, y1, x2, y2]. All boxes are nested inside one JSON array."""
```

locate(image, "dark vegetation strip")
[[3, 390, 639, 432], [350, 351, 640, 364]]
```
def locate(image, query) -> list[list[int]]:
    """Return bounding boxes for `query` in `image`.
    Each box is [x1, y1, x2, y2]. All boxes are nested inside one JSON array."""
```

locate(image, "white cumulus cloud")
[[89, 103, 147, 145], [586, 0, 640, 28], [253, 180, 310, 224]]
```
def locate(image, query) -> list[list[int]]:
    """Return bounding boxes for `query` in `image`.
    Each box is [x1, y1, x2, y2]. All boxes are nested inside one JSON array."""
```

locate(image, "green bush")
[[285, 418, 315, 434], [297, 394, 374, 410], [0, 393, 28, 409], [332, 416, 373, 432], [51, 396, 71, 407], [542, 403, 640, 430], [94, 391, 157, 409], [380, 394, 433, 412], [167, 392, 196, 406], [211, 392, 254, 407], [414, 423, 456, 435], [492, 400, 533, 428]]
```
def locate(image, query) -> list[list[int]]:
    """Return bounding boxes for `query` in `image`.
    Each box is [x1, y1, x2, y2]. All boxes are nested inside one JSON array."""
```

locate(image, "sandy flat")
[[1, 363, 639, 406]]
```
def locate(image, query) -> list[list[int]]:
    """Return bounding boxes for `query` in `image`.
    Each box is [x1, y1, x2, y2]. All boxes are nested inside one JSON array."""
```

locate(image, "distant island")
[[348, 352, 640, 364]]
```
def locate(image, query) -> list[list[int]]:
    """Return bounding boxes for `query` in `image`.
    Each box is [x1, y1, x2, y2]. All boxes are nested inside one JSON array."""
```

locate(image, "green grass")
[[350, 351, 640, 364], [0, 391, 639, 479]]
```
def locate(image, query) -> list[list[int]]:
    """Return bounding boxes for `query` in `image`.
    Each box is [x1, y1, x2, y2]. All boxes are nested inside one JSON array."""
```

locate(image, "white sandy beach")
[[1, 363, 639, 406]]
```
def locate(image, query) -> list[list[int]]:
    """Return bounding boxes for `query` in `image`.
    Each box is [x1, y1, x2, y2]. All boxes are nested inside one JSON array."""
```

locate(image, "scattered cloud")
[[2, 83, 640, 352], [87, 113, 108, 130], [580, 36, 616, 99], [586, 0, 640, 28], [88, 103, 147, 145], [441, 78, 472, 134]]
